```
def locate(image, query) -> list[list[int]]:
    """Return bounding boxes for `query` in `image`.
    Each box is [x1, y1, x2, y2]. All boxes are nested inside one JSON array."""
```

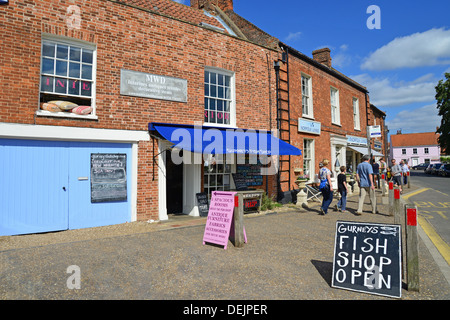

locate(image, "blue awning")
[[149, 122, 301, 156]]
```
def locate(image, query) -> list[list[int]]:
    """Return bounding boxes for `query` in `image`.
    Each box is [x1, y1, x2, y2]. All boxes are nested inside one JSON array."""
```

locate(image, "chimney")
[[191, 0, 233, 11], [312, 48, 332, 68], [397, 129, 402, 135]]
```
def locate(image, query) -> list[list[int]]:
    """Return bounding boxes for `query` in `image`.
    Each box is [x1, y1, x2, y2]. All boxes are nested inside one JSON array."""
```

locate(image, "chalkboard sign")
[[236, 163, 263, 187], [91, 153, 127, 203], [196, 192, 209, 217], [332, 221, 402, 298], [232, 173, 249, 191]]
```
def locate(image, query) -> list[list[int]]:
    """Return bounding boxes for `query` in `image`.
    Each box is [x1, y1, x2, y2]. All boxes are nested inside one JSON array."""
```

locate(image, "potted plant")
[[295, 174, 309, 189]]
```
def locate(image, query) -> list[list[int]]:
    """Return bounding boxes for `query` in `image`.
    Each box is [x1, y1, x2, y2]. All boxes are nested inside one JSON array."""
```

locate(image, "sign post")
[[332, 221, 402, 298]]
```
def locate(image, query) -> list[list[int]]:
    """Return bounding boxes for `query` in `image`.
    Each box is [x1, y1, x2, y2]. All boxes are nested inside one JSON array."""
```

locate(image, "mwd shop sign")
[[332, 221, 402, 298]]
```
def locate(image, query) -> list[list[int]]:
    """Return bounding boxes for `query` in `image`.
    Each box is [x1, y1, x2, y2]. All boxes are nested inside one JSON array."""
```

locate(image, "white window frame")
[[301, 74, 313, 118], [353, 97, 360, 130], [424, 147, 429, 154], [303, 138, 315, 181], [37, 34, 97, 120], [203, 154, 233, 198], [402, 148, 407, 155], [204, 67, 235, 127], [330, 87, 340, 125]]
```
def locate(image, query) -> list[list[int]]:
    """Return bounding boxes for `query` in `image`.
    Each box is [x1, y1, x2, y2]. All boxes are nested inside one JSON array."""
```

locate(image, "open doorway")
[[166, 150, 183, 214]]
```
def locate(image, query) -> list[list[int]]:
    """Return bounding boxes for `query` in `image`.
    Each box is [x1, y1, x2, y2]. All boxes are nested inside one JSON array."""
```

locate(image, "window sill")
[[332, 122, 341, 127], [302, 115, 315, 121], [36, 110, 98, 120]]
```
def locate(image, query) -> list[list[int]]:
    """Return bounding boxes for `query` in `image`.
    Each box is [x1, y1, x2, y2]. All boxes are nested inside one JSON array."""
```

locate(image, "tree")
[[435, 72, 450, 154]]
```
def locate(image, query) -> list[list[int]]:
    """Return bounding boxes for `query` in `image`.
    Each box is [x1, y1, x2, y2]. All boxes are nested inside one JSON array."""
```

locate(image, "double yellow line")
[[404, 188, 450, 265]]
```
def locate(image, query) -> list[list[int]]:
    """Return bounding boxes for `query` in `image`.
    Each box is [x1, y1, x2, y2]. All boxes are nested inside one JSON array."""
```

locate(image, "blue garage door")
[[0, 139, 132, 236]]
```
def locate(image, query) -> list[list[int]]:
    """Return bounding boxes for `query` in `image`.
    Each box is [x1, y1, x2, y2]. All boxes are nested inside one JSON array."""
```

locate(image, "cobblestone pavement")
[[1, 184, 449, 301]]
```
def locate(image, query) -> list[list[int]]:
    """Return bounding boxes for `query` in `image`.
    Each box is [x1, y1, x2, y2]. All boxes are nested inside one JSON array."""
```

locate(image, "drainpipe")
[[365, 92, 372, 162]]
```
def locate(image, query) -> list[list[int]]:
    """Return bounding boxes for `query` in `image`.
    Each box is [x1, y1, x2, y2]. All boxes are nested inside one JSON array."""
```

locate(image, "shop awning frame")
[[148, 122, 302, 156], [347, 145, 384, 157]]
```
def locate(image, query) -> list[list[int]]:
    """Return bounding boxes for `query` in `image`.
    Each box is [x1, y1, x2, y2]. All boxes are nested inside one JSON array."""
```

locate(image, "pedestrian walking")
[[336, 165, 348, 212], [372, 158, 380, 188], [356, 154, 377, 215], [390, 159, 403, 193], [319, 159, 333, 215]]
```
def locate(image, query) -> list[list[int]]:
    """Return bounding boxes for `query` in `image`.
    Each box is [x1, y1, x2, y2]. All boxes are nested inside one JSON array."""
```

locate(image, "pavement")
[[1, 183, 449, 302]]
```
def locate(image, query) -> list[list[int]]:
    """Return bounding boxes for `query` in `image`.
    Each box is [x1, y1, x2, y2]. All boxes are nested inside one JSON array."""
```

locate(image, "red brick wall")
[[286, 53, 369, 187], [0, 0, 279, 220]]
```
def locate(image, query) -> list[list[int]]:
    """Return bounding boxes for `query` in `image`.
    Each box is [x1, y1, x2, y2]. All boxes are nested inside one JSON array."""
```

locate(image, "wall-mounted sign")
[[120, 69, 187, 102], [298, 118, 321, 135], [332, 221, 402, 298], [91, 153, 127, 203], [347, 135, 367, 146]]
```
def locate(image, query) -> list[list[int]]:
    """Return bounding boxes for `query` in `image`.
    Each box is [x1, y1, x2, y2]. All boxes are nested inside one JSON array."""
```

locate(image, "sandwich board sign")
[[202, 191, 247, 249], [331, 221, 402, 298]]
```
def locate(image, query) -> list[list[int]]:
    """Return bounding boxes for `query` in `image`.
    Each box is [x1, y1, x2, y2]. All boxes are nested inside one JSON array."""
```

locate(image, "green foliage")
[[436, 73, 450, 154], [260, 193, 282, 211]]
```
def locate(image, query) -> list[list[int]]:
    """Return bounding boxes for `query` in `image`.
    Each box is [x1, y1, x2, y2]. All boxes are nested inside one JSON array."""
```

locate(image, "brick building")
[[273, 44, 384, 191], [0, 0, 383, 235]]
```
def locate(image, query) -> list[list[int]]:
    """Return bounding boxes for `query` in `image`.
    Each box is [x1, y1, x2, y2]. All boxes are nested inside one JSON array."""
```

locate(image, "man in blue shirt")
[[356, 154, 377, 215]]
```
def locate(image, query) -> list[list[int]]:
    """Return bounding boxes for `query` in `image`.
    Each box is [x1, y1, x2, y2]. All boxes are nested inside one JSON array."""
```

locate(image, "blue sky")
[[174, 0, 450, 136]]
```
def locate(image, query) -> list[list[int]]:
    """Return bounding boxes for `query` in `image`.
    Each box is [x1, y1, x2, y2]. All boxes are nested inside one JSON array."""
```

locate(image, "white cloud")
[[351, 73, 436, 107], [386, 104, 441, 134], [361, 28, 450, 71], [285, 31, 302, 42]]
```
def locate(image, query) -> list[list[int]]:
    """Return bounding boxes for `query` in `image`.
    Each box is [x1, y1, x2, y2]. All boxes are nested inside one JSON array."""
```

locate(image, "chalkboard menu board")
[[231, 173, 248, 191], [332, 221, 402, 298], [236, 163, 263, 187], [91, 153, 127, 203], [196, 192, 209, 217]]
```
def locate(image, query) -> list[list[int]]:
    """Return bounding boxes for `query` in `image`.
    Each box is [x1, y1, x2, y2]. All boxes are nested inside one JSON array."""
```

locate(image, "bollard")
[[407, 171, 410, 189], [405, 205, 419, 291], [389, 181, 394, 216], [381, 174, 386, 196], [231, 193, 245, 248], [393, 187, 402, 225]]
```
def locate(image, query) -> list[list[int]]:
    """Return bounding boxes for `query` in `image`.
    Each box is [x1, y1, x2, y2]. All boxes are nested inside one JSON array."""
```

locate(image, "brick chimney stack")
[[312, 48, 332, 68], [191, 0, 234, 11]]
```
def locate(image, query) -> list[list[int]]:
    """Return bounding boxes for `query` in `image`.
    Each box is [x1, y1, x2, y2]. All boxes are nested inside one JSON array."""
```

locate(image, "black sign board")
[[196, 192, 209, 217], [232, 173, 249, 191], [91, 153, 127, 203], [332, 221, 402, 298], [236, 163, 263, 187]]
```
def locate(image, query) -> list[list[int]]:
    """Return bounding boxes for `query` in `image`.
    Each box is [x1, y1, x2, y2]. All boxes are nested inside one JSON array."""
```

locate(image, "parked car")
[[412, 163, 428, 170], [438, 164, 450, 177], [431, 163, 443, 175], [425, 164, 434, 174]]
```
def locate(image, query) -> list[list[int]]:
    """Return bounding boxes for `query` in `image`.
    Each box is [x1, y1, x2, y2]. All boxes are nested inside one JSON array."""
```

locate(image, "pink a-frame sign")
[[202, 191, 236, 249]]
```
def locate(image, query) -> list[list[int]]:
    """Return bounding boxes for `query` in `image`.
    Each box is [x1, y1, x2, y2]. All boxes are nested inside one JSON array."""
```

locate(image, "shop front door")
[[166, 150, 183, 214]]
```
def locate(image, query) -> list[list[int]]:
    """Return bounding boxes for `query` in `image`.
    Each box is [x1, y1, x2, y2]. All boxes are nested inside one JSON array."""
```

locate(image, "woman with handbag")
[[319, 159, 333, 215]]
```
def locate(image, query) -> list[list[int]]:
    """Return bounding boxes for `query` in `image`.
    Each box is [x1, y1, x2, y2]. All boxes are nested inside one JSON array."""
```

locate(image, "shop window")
[[330, 87, 340, 125], [301, 74, 313, 118], [204, 68, 234, 126], [203, 154, 232, 197], [38, 37, 96, 118]]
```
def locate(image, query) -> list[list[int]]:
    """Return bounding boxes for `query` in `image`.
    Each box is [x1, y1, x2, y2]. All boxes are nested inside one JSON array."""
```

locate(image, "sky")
[[173, 0, 450, 137]]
